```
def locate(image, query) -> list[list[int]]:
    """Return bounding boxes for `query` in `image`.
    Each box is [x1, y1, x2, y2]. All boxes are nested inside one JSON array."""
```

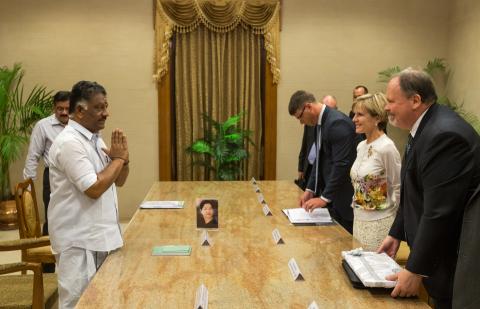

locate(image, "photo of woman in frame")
[[196, 199, 218, 229]]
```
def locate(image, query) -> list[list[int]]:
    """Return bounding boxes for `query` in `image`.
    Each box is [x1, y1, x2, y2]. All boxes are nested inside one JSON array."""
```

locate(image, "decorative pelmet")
[[154, 0, 280, 84]]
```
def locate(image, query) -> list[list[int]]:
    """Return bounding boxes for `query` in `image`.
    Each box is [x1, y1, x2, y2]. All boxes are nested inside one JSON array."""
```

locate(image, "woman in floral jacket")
[[350, 93, 401, 251]]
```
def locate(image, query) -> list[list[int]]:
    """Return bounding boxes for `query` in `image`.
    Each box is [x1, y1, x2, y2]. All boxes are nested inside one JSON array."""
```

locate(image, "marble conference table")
[[76, 181, 427, 308]]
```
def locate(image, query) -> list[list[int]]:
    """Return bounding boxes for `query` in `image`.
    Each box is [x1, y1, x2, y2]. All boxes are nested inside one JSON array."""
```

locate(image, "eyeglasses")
[[295, 105, 306, 120]]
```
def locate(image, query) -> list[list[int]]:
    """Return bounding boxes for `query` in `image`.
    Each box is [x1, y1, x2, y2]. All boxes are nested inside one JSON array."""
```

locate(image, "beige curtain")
[[175, 25, 262, 180]]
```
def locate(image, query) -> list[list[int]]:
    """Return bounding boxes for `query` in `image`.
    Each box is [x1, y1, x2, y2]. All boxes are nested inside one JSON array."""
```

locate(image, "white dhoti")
[[55, 247, 108, 309]]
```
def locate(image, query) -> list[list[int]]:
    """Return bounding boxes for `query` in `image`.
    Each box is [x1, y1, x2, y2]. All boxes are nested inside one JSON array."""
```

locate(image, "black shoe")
[[42, 263, 55, 273]]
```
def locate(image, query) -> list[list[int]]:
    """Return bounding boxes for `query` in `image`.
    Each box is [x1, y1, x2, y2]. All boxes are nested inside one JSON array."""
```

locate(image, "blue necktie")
[[405, 134, 413, 159]]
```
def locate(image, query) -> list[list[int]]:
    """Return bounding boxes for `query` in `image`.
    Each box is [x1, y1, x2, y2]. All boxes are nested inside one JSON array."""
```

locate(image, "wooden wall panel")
[[264, 61, 277, 180]]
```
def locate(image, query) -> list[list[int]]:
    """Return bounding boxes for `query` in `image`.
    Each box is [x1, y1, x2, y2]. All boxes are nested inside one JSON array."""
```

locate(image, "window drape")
[[154, 0, 280, 84], [175, 25, 262, 180], [154, 0, 280, 180]]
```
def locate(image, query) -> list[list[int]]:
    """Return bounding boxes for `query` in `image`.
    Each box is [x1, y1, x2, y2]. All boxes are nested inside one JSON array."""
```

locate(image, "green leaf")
[[189, 140, 213, 155], [222, 113, 242, 131], [423, 58, 447, 76], [0, 63, 52, 200], [224, 133, 242, 143], [377, 66, 401, 83]]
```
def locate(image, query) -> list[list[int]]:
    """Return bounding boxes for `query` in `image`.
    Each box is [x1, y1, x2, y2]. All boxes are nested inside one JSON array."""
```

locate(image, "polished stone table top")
[[76, 181, 427, 308]]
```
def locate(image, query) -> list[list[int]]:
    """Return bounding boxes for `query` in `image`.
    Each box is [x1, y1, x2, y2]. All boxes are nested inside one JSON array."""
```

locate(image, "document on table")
[[282, 208, 333, 224], [152, 245, 192, 256], [140, 200, 184, 209], [341, 250, 401, 288]]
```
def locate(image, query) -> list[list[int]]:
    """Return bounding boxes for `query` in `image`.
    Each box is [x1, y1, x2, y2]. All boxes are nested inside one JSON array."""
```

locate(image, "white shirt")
[[410, 106, 431, 138], [47, 120, 123, 254], [23, 114, 66, 179], [350, 134, 401, 221]]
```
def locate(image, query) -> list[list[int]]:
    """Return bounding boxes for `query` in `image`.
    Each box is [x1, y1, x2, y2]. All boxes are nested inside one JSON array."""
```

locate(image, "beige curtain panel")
[[175, 25, 263, 180], [154, 0, 280, 83]]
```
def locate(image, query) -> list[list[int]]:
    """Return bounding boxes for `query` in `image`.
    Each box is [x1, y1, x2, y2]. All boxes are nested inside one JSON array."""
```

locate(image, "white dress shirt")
[[410, 106, 431, 138], [23, 114, 65, 179], [47, 120, 123, 254]]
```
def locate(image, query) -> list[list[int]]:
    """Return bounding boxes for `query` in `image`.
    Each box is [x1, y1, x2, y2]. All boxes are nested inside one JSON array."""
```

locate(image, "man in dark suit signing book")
[[377, 69, 480, 308], [289, 90, 356, 234], [296, 95, 338, 190]]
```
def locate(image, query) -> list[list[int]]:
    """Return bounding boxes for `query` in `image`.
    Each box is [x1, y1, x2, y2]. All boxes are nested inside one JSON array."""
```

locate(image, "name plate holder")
[[288, 258, 304, 281], [251, 177, 257, 185], [272, 228, 284, 244], [200, 230, 212, 246], [308, 301, 319, 309], [257, 193, 266, 204], [262, 204, 272, 216], [194, 284, 208, 309]]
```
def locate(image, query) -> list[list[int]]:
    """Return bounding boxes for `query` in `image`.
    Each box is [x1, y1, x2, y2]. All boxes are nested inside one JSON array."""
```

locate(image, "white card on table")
[[262, 204, 272, 216], [308, 301, 319, 309], [257, 193, 266, 204], [251, 177, 257, 184], [140, 200, 184, 209], [272, 228, 284, 244], [200, 230, 212, 246], [288, 258, 304, 281], [194, 284, 208, 309]]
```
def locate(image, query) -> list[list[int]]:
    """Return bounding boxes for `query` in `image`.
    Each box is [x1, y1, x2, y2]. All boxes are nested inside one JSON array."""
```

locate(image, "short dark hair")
[[69, 81, 107, 114], [199, 199, 216, 210], [396, 69, 438, 104], [53, 91, 70, 105], [354, 85, 369, 93], [288, 90, 316, 115]]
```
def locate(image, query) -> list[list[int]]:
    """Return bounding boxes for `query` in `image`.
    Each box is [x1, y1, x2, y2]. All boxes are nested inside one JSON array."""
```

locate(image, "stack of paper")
[[152, 245, 192, 256], [140, 201, 184, 209], [282, 208, 333, 224], [341, 250, 401, 288]]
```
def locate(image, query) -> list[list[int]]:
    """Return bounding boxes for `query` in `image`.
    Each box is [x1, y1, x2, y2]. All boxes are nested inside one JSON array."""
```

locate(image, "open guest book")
[[341, 249, 401, 288], [282, 208, 333, 225], [140, 201, 184, 209]]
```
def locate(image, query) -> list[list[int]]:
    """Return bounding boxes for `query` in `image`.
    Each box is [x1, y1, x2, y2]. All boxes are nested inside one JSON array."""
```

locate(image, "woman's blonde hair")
[[354, 92, 388, 132]]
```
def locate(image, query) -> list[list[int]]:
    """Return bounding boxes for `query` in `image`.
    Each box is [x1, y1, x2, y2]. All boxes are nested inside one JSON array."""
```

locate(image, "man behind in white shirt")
[[47, 81, 129, 309], [23, 91, 70, 242]]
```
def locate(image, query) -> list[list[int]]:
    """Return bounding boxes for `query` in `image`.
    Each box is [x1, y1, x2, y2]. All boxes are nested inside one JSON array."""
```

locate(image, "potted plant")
[[186, 111, 255, 180], [0, 63, 52, 229]]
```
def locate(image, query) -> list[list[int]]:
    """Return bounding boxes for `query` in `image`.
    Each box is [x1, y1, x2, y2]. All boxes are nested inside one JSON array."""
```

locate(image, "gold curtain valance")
[[154, 0, 280, 83]]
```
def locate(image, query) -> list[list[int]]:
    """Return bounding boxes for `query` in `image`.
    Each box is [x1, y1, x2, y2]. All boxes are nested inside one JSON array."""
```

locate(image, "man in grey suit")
[[378, 69, 480, 308], [289, 90, 356, 234]]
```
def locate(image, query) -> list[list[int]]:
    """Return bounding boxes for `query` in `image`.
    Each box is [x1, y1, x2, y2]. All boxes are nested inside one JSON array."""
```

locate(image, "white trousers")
[[55, 247, 108, 309]]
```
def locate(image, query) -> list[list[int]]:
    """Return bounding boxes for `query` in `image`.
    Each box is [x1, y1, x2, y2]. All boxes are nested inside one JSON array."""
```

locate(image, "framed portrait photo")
[[196, 198, 219, 229]]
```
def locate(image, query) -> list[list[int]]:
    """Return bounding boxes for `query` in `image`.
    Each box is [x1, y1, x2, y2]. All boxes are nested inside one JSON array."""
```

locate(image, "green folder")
[[152, 245, 191, 256]]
